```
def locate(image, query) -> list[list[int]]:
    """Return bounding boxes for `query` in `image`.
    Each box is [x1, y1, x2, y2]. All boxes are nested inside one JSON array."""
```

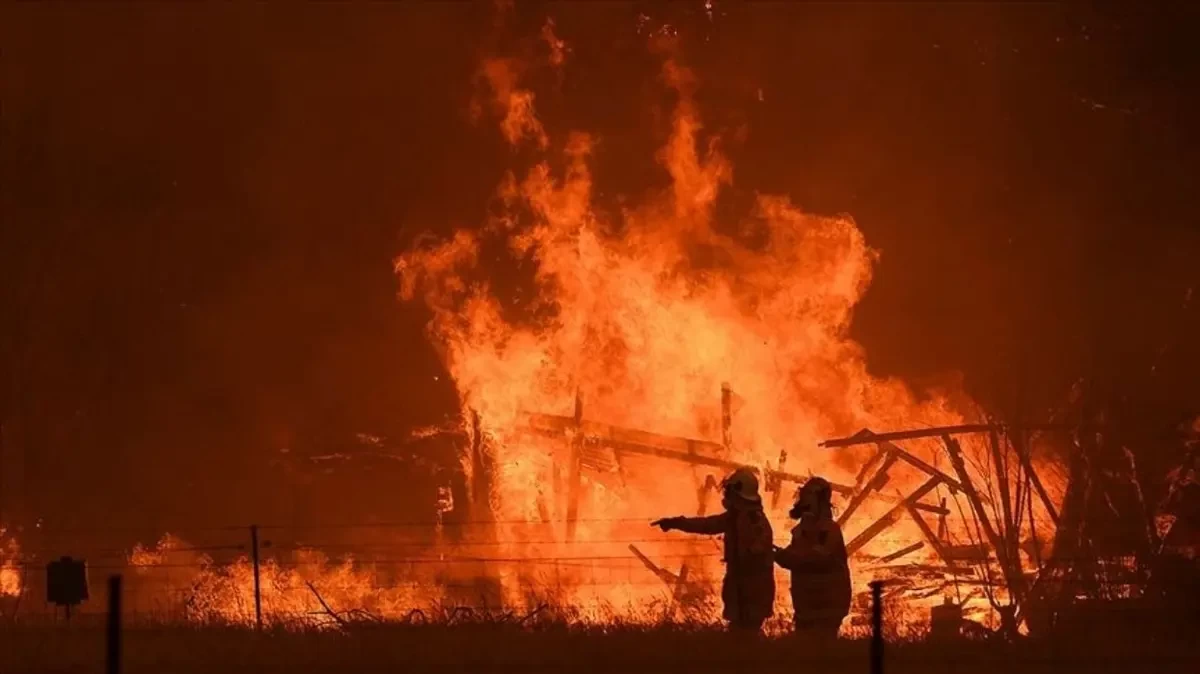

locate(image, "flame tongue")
[[394, 49, 979, 620], [399, 53, 966, 490]]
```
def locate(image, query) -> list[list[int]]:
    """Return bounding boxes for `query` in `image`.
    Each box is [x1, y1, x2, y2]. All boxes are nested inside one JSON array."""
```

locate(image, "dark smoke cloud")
[[1, 2, 1197, 532]]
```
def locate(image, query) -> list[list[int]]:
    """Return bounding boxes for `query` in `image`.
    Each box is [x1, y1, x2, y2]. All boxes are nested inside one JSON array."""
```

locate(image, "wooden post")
[[870, 580, 884, 674], [565, 391, 583, 542], [470, 409, 488, 515], [989, 428, 1019, 570], [250, 525, 263, 631], [770, 448, 789, 509], [720, 383, 732, 453], [943, 436, 1025, 628], [1011, 430, 1059, 526], [106, 575, 122, 674]]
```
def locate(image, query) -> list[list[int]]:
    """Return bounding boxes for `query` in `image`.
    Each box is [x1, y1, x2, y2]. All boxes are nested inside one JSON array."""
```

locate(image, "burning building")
[[392, 29, 1067, 633]]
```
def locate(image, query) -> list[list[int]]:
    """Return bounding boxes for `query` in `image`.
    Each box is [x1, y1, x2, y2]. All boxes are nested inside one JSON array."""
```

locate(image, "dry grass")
[[2, 615, 1197, 674]]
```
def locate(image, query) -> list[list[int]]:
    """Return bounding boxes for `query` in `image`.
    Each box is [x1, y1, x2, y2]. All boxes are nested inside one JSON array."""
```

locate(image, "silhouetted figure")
[[775, 477, 851, 639], [653, 468, 775, 633]]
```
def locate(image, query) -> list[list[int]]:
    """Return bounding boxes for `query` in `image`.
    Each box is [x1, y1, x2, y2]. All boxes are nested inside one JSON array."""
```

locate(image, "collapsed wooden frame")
[[498, 385, 1064, 608], [518, 385, 854, 542]]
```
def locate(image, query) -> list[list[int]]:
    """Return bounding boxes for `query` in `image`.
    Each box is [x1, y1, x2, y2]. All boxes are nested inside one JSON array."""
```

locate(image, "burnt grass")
[[2, 621, 1197, 674]]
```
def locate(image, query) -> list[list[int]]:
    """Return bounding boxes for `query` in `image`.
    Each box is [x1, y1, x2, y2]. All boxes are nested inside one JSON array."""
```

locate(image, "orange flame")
[[106, 30, 1067, 634], [0, 528, 20, 597], [393, 40, 1037, 628]]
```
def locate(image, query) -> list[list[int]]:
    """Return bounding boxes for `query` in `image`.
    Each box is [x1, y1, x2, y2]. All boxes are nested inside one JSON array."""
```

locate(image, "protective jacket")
[[774, 517, 852, 627], [671, 503, 775, 626]]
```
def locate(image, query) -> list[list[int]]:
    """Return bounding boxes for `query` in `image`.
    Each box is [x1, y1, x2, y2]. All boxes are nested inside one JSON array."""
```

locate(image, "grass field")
[[2, 618, 1197, 674]]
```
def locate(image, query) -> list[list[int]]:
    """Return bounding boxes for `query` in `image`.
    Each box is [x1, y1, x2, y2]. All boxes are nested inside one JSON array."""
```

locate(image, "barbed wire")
[[14, 508, 1072, 536]]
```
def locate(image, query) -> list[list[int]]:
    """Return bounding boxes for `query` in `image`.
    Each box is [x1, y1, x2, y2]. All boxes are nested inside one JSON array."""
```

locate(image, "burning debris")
[[387, 16, 1079, 633], [3, 11, 1193, 643], [0, 528, 20, 598]]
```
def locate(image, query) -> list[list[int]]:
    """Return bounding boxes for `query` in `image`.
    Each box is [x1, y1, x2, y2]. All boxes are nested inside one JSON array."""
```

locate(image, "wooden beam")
[[845, 507, 904, 557], [943, 543, 993, 563], [768, 448, 789, 509], [846, 476, 942, 556], [697, 474, 718, 516], [911, 502, 951, 517], [524, 413, 855, 494], [1010, 430, 1059, 526], [943, 435, 1026, 606], [720, 383, 733, 454], [989, 428, 1020, 575], [564, 393, 583, 543], [837, 452, 898, 526], [821, 424, 1067, 449], [628, 544, 679, 585], [854, 444, 888, 489], [902, 500, 955, 567], [880, 541, 925, 563], [526, 412, 724, 456], [882, 441, 967, 494]]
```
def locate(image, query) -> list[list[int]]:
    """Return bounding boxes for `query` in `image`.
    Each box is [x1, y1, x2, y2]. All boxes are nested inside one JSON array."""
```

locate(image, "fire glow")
[[5, 29, 1068, 635], [0, 529, 20, 597], [392, 36, 1063, 631]]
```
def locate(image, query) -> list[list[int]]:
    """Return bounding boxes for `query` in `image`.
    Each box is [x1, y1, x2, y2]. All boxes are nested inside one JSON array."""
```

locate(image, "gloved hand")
[[651, 517, 683, 532]]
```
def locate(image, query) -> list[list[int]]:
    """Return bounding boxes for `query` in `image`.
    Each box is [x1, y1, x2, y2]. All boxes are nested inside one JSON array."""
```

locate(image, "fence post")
[[250, 525, 263, 631], [870, 580, 884, 674], [106, 575, 122, 674]]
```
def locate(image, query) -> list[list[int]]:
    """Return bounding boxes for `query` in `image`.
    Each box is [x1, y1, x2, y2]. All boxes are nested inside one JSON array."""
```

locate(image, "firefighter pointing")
[[652, 468, 776, 633], [774, 476, 852, 638]]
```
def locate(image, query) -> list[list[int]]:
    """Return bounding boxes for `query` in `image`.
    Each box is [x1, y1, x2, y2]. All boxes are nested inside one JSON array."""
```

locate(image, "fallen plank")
[[880, 541, 925, 563]]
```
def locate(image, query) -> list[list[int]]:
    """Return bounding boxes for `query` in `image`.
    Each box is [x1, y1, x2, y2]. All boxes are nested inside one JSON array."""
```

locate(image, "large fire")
[[4, 24, 1068, 635], [390, 32, 1060, 632]]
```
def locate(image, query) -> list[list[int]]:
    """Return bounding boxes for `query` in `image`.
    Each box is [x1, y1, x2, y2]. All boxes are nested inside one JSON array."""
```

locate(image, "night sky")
[[2, 2, 1198, 532]]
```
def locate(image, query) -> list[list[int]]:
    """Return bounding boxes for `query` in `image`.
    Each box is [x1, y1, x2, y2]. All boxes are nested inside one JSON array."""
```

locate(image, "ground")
[[2, 621, 1197, 674]]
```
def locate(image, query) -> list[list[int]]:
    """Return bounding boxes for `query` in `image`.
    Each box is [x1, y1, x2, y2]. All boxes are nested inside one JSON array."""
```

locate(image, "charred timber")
[[837, 452, 899, 526], [823, 429, 968, 494], [903, 499, 957, 566], [564, 392, 584, 542], [820, 424, 1068, 449], [943, 435, 1027, 622], [845, 476, 942, 556], [880, 541, 925, 563], [1011, 430, 1060, 526], [523, 412, 854, 494]]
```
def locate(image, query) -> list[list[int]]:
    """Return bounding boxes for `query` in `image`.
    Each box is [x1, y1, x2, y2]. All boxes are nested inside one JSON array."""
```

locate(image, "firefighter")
[[652, 467, 776, 633], [774, 477, 852, 639]]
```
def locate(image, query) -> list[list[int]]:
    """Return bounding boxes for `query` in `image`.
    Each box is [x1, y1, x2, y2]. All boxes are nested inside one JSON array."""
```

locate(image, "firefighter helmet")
[[721, 467, 762, 503], [792, 476, 834, 519]]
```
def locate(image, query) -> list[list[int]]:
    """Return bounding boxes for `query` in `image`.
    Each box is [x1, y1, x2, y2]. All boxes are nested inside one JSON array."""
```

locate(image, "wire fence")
[[1, 516, 1186, 630]]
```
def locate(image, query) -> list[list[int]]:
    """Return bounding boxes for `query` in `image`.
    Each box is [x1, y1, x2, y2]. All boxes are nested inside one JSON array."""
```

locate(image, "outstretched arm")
[[653, 513, 727, 535]]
